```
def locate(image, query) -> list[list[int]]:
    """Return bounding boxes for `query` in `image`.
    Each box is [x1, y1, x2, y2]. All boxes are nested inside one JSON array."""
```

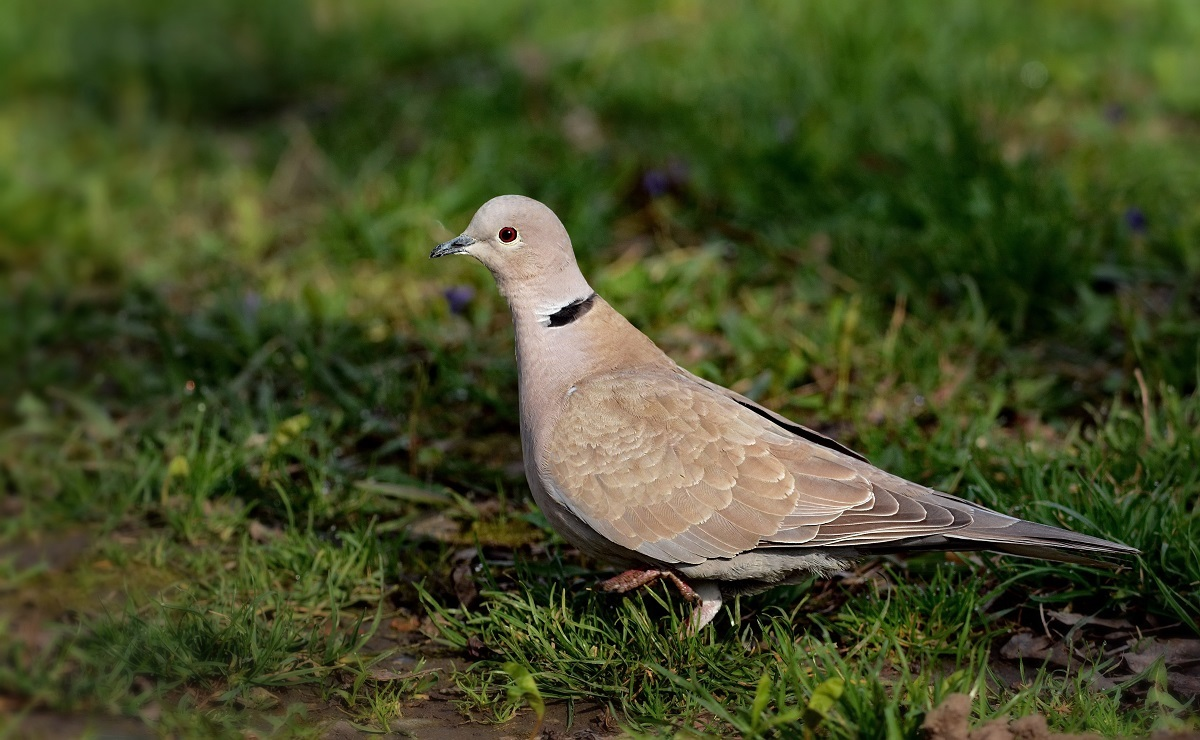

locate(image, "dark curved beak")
[[430, 234, 476, 258]]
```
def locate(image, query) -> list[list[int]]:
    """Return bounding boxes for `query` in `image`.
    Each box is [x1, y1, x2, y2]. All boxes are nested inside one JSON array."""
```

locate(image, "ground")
[[1, 1, 1199, 737]]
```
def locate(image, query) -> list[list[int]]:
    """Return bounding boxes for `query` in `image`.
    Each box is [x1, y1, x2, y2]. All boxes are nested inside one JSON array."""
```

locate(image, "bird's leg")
[[659, 571, 699, 600], [660, 573, 723, 632], [597, 568, 666, 593], [597, 570, 723, 631]]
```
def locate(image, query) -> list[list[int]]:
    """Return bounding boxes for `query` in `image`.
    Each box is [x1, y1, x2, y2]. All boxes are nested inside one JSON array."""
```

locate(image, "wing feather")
[[543, 369, 983, 566]]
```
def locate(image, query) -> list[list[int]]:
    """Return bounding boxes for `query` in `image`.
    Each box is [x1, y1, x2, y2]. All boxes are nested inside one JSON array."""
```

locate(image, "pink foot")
[[596, 569, 723, 630], [598, 568, 668, 594]]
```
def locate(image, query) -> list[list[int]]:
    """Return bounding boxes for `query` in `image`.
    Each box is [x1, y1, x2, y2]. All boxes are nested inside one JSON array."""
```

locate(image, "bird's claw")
[[597, 569, 722, 631]]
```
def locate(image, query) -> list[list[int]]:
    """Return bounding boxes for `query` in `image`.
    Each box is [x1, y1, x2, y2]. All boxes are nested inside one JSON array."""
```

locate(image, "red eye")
[[498, 227, 518, 243]]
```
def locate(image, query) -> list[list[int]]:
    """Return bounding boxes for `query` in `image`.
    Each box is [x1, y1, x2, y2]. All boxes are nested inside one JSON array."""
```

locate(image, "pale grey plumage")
[[431, 194, 1138, 630]]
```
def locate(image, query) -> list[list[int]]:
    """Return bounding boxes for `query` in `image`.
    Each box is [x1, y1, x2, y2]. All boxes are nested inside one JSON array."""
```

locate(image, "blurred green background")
[[2, 0, 1199, 735], [4, 1, 1200, 401]]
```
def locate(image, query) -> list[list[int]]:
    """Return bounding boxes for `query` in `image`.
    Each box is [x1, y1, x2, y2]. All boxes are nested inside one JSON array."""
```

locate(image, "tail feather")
[[852, 501, 1140, 565], [923, 491, 1140, 560], [948, 517, 1139, 553], [985, 544, 1115, 567]]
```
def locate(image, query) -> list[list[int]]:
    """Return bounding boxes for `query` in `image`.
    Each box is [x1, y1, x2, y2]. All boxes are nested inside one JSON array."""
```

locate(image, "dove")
[[430, 194, 1138, 630]]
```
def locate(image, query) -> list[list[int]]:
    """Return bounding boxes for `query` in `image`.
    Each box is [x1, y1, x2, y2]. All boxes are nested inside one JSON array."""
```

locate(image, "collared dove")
[[430, 194, 1138, 630]]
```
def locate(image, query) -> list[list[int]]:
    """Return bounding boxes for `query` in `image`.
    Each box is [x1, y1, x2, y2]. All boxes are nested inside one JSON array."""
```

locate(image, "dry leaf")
[[1124, 637, 1200, 673], [389, 615, 421, 633], [999, 633, 1076, 668], [1045, 610, 1132, 631], [248, 520, 281, 543]]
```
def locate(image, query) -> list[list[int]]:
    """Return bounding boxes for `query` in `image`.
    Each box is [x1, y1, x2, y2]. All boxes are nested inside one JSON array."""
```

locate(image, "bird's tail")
[[854, 493, 1140, 566], [945, 516, 1140, 565]]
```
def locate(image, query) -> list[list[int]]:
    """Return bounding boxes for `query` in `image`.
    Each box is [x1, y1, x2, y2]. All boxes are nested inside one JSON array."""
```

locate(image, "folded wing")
[[544, 369, 1136, 565]]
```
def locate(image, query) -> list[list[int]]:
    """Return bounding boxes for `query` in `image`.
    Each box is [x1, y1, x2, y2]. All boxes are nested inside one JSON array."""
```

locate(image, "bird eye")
[[498, 227, 518, 244]]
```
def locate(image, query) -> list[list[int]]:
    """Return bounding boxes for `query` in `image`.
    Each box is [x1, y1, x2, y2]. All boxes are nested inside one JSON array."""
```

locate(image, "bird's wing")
[[684, 371, 870, 463], [543, 368, 972, 565]]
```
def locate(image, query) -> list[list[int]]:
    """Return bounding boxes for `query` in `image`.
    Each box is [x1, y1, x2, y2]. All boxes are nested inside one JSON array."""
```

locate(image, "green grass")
[[2, 0, 1199, 736]]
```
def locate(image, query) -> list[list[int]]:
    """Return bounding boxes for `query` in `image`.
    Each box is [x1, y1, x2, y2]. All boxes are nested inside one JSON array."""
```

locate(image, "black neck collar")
[[547, 292, 598, 327]]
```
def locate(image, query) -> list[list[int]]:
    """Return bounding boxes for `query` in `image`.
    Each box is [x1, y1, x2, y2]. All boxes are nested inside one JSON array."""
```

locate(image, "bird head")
[[431, 195, 592, 311]]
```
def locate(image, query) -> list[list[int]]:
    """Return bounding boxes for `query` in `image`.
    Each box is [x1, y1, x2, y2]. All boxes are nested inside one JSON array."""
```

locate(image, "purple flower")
[[1103, 103, 1126, 124], [443, 285, 475, 314], [642, 169, 670, 197], [641, 158, 691, 199], [1124, 207, 1147, 236]]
